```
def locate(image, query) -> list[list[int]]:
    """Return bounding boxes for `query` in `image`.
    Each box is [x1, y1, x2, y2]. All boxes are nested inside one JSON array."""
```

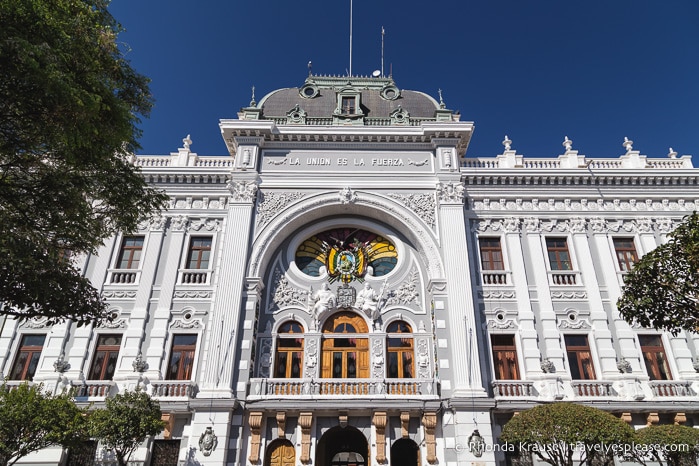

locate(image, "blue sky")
[[110, 1, 698, 165]]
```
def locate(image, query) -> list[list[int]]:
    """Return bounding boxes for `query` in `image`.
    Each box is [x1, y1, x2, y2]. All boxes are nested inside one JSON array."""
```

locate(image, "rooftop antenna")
[[349, 0, 353, 77], [381, 26, 385, 78]]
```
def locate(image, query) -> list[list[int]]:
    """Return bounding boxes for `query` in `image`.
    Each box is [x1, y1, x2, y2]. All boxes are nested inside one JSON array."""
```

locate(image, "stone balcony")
[[493, 378, 698, 402], [248, 378, 440, 400], [151, 381, 198, 399]]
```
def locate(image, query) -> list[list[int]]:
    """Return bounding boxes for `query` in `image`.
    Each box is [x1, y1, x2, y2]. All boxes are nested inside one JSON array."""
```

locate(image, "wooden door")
[[267, 440, 296, 466]]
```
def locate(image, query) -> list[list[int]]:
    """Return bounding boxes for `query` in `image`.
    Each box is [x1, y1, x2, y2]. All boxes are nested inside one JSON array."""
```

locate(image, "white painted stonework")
[[2, 74, 698, 466]]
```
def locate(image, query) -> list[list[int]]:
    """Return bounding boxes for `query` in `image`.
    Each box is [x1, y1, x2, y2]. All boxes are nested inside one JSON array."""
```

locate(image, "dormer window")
[[333, 86, 364, 124], [341, 96, 356, 114]]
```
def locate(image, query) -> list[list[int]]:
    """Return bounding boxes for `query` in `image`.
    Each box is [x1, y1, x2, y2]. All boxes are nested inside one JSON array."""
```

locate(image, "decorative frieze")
[[471, 197, 694, 213], [189, 218, 221, 232], [487, 318, 517, 330], [388, 193, 436, 227], [102, 291, 137, 299], [474, 216, 683, 234], [170, 215, 189, 231], [551, 291, 587, 300], [173, 291, 212, 299], [256, 191, 304, 228], [479, 290, 516, 300]]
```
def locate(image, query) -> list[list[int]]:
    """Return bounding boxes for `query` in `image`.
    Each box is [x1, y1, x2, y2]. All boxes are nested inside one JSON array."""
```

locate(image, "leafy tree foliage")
[[89, 390, 165, 466], [499, 403, 634, 466], [0, 0, 167, 325], [626, 425, 699, 466], [0, 382, 87, 466], [617, 212, 699, 334]]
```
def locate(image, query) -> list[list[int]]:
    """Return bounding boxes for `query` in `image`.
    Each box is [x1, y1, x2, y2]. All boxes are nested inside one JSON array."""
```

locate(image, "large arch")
[[248, 190, 444, 281], [316, 426, 368, 466]]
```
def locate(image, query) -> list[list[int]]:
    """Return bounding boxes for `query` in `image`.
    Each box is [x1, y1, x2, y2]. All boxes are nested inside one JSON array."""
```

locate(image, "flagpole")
[[381, 26, 385, 78], [349, 0, 353, 77]]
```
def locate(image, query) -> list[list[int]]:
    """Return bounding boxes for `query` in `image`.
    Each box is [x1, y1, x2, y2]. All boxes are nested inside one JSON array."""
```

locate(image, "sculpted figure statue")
[[311, 283, 336, 319], [355, 282, 385, 322]]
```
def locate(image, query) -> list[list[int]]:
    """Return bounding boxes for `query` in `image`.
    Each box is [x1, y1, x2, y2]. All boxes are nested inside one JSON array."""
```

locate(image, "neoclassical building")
[[2, 73, 699, 466]]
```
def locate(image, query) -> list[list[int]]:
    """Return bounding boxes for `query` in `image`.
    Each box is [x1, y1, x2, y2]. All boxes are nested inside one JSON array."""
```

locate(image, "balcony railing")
[[74, 381, 114, 398], [249, 378, 439, 398], [481, 270, 511, 286], [649, 380, 695, 397], [572, 381, 615, 397], [107, 269, 141, 285], [492, 380, 536, 397], [548, 270, 580, 286], [177, 268, 212, 285], [151, 381, 197, 398]]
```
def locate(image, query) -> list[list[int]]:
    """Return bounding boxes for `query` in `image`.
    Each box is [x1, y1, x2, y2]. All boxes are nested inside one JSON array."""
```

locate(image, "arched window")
[[321, 312, 369, 379], [275, 321, 304, 378], [386, 321, 414, 378]]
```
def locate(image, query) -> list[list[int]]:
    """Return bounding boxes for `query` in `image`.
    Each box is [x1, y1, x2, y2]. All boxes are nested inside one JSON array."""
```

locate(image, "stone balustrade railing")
[[249, 378, 439, 399]]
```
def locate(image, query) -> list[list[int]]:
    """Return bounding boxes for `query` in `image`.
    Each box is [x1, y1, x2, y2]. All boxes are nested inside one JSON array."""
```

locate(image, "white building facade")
[[1, 74, 698, 466]]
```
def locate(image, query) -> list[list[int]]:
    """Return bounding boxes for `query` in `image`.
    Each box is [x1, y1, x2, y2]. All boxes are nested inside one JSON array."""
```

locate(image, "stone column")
[[502, 219, 541, 376], [198, 177, 258, 397], [437, 179, 484, 396], [569, 219, 617, 376], [116, 218, 167, 387], [521, 219, 564, 373], [143, 215, 188, 381]]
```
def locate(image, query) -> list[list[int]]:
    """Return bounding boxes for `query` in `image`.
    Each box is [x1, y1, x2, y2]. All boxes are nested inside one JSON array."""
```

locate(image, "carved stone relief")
[[227, 180, 258, 203], [417, 338, 430, 379], [258, 338, 273, 378], [372, 339, 384, 379], [385, 268, 421, 308], [256, 191, 304, 228], [388, 193, 436, 227], [268, 269, 308, 313], [436, 181, 465, 204], [189, 218, 221, 232]]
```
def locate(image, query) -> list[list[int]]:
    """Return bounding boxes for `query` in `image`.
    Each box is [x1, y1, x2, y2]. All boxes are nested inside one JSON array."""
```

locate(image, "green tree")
[[89, 389, 165, 466], [0, 0, 167, 326], [626, 425, 699, 466], [617, 212, 699, 335], [499, 403, 634, 466], [0, 382, 87, 466]]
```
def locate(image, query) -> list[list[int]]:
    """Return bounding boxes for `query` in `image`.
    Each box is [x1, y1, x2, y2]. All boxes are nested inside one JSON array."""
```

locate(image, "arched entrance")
[[316, 426, 368, 466], [391, 438, 419, 466], [265, 439, 296, 466]]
